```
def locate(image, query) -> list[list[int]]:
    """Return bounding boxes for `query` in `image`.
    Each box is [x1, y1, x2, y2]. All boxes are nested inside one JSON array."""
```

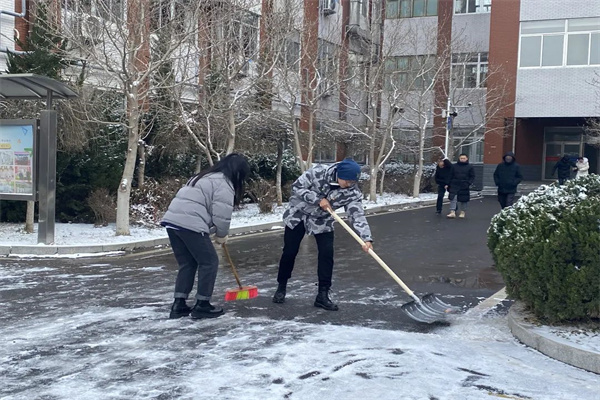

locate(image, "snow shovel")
[[327, 208, 458, 323]]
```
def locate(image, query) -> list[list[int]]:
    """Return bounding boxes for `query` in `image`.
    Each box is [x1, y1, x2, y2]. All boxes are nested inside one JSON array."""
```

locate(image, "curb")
[[0, 198, 442, 257], [508, 301, 600, 374]]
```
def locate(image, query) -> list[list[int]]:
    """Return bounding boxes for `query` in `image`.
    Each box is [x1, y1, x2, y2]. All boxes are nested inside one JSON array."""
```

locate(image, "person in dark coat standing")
[[493, 151, 523, 209], [161, 153, 250, 320], [552, 155, 575, 185], [447, 154, 475, 219], [434, 158, 453, 214]]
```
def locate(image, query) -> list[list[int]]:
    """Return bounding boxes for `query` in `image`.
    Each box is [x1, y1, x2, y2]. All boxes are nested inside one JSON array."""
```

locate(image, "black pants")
[[167, 229, 219, 301], [498, 193, 515, 209], [436, 184, 447, 212], [277, 222, 334, 289]]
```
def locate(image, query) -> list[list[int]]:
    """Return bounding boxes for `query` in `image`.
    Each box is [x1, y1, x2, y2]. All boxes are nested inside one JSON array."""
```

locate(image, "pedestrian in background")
[[161, 153, 250, 319], [434, 158, 453, 214], [574, 156, 589, 179], [272, 158, 373, 311], [493, 151, 523, 209], [552, 155, 575, 185], [447, 154, 475, 219]]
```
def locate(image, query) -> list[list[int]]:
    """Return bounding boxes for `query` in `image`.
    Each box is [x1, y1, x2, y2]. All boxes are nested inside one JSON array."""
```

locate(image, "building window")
[[519, 17, 600, 68], [317, 40, 338, 97], [451, 53, 488, 88], [453, 130, 484, 163], [384, 55, 436, 91], [313, 135, 337, 163], [454, 0, 491, 14], [386, 0, 438, 19], [277, 39, 301, 72]]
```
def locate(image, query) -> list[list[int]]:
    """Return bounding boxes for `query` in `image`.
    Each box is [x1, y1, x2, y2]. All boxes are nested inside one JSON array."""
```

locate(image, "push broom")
[[221, 243, 258, 301], [327, 208, 459, 323]]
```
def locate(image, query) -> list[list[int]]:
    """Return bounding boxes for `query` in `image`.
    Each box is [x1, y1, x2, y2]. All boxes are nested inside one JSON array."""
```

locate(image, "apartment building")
[[485, 0, 600, 185], [1, 0, 598, 185]]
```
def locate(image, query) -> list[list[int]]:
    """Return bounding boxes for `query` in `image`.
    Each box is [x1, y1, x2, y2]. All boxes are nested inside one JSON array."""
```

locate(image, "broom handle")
[[222, 243, 243, 289], [327, 208, 418, 300]]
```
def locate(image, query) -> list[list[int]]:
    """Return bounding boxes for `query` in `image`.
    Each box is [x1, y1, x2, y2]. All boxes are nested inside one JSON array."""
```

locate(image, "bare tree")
[[55, 0, 205, 235], [584, 71, 600, 147]]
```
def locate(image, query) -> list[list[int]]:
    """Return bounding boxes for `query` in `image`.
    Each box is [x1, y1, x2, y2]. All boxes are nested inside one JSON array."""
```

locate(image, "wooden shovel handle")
[[326, 208, 418, 301], [222, 243, 243, 289]]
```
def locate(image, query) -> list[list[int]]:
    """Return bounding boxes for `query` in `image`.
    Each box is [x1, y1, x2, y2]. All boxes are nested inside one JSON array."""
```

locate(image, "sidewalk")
[[0, 197, 439, 257]]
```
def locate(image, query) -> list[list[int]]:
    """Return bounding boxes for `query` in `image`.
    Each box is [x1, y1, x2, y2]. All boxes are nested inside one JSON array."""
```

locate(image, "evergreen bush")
[[488, 175, 600, 322]]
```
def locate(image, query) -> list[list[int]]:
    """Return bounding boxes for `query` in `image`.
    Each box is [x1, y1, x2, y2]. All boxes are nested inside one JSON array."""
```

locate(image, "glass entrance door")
[[543, 142, 581, 180]]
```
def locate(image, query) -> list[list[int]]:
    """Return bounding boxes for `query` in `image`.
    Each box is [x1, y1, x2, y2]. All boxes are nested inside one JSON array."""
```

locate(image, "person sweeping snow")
[[161, 153, 250, 319], [272, 158, 373, 311]]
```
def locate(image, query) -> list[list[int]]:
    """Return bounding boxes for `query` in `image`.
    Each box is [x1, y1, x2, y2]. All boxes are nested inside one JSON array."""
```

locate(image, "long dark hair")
[[187, 153, 250, 206]]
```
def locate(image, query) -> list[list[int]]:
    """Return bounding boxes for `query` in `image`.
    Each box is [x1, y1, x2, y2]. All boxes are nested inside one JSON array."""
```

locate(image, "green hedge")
[[488, 175, 600, 322]]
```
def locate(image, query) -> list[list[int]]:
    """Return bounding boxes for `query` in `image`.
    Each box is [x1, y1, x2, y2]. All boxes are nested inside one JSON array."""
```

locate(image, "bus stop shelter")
[[0, 74, 78, 244]]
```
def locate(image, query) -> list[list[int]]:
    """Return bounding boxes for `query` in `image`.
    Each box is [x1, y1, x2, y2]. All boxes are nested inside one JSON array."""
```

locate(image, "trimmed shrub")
[[358, 162, 436, 196], [247, 178, 276, 214], [87, 188, 116, 227], [130, 177, 185, 226], [488, 175, 600, 322]]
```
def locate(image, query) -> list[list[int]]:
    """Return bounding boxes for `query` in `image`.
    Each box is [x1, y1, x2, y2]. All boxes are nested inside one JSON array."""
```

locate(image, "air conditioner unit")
[[320, 0, 337, 16]]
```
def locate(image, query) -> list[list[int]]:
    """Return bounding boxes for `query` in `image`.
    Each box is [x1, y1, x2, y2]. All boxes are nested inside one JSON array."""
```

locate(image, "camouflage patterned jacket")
[[283, 164, 373, 242]]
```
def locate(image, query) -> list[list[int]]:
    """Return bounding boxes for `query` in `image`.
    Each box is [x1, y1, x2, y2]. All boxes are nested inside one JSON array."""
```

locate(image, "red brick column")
[[299, 0, 319, 134], [13, 0, 31, 51], [432, 0, 453, 158], [484, 0, 520, 164]]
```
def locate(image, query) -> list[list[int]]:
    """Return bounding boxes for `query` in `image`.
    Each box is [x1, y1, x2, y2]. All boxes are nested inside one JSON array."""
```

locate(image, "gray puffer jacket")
[[283, 164, 373, 242], [161, 172, 234, 237]]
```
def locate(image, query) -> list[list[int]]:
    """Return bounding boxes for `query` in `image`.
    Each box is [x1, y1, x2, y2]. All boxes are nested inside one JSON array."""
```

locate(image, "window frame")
[[452, 129, 485, 164], [384, 55, 437, 91], [454, 0, 491, 15], [451, 53, 488, 88], [519, 18, 600, 69], [386, 0, 438, 19]]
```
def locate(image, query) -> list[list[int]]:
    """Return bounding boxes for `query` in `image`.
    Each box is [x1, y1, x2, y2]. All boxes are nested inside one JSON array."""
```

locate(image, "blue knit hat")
[[336, 158, 361, 181]]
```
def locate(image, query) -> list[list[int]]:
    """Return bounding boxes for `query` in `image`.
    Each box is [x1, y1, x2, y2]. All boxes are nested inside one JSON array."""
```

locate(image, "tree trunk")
[[378, 169, 385, 196], [368, 124, 377, 202], [292, 118, 305, 173], [116, 101, 140, 236], [136, 140, 146, 188], [306, 110, 314, 169], [412, 124, 427, 198], [25, 200, 34, 233], [275, 139, 283, 206], [226, 108, 236, 154]]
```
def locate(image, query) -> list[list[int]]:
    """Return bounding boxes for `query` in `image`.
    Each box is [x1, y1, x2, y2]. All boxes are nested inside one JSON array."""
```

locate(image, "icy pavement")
[[0, 261, 597, 399]]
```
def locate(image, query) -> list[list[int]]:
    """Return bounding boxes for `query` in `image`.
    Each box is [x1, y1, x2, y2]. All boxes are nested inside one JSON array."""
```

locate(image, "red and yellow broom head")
[[224, 285, 258, 301]]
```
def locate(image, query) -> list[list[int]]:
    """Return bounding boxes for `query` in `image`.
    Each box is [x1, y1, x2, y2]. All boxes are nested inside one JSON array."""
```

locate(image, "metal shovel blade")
[[401, 294, 458, 324], [421, 293, 461, 314]]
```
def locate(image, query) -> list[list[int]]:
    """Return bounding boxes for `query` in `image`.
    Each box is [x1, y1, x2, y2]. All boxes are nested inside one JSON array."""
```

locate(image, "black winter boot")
[[169, 298, 192, 319], [272, 283, 287, 303], [190, 300, 224, 319], [314, 288, 338, 311]]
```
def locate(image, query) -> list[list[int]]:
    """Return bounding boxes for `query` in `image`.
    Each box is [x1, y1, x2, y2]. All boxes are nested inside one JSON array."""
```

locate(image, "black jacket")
[[493, 152, 523, 194], [449, 161, 475, 202], [434, 165, 453, 186], [552, 157, 575, 179]]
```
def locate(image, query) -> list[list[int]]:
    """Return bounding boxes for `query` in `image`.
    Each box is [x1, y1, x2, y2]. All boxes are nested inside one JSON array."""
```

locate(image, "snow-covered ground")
[[1, 192, 598, 398], [0, 193, 437, 246], [0, 260, 597, 400]]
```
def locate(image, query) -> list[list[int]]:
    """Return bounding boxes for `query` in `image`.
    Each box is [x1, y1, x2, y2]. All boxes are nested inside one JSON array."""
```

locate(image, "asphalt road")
[[0, 197, 505, 333]]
